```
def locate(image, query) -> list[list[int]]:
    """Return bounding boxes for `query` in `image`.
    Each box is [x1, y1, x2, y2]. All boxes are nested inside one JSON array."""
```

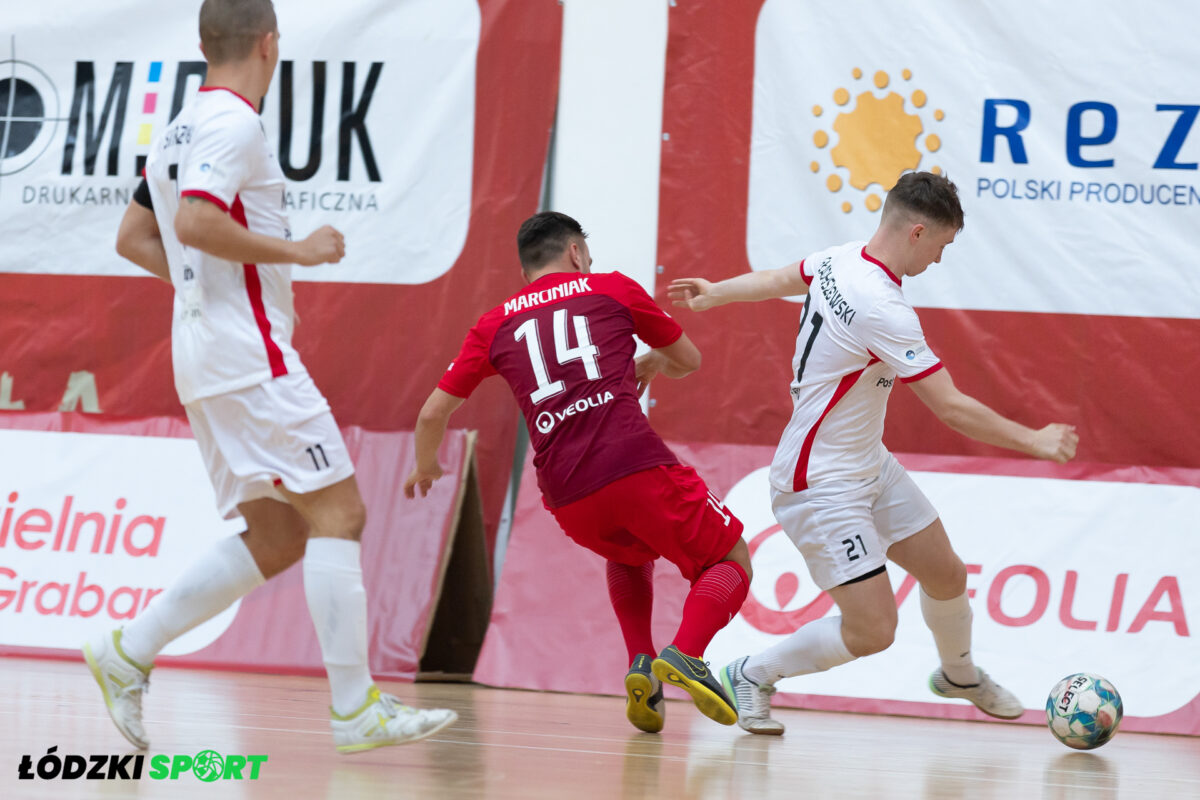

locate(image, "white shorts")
[[185, 372, 355, 520], [770, 453, 938, 591]]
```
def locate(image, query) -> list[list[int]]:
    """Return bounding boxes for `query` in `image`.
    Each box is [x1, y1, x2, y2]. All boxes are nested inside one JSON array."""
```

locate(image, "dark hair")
[[517, 212, 587, 271], [883, 171, 964, 231], [199, 0, 278, 66]]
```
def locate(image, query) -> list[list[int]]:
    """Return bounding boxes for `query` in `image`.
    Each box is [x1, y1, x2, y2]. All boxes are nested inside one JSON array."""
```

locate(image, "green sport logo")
[[147, 750, 267, 781], [19, 748, 266, 782]]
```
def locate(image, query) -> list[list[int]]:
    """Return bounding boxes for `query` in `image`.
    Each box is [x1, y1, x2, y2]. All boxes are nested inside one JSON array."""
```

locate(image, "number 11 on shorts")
[[306, 444, 330, 470]]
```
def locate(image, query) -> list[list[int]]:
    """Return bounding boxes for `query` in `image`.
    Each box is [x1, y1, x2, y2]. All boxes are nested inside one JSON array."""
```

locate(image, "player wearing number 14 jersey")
[[670, 172, 1080, 734], [406, 212, 753, 732]]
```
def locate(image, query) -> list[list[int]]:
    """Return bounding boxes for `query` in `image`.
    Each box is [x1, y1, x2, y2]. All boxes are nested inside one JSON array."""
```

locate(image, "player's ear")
[[909, 222, 926, 244]]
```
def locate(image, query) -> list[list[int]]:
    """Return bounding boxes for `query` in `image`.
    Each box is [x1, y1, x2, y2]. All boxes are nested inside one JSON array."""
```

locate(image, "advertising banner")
[[0, 415, 477, 681], [475, 443, 1200, 734], [651, 0, 1200, 472], [0, 0, 562, 553]]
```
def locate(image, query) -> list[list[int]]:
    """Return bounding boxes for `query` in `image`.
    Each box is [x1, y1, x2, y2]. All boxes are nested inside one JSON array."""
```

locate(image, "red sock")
[[606, 560, 656, 664], [671, 561, 749, 658]]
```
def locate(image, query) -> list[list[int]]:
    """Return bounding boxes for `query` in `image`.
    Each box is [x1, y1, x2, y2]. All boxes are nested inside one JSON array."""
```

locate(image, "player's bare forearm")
[[115, 202, 171, 283], [909, 370, 1078, 463], [635, 335, 701, 394], [668, 263, 807, 311], [175, 196, 345, 266], [404, 389, 466, 498]]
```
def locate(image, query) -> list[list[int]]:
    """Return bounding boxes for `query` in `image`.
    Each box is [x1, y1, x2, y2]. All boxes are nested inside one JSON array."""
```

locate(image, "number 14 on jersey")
[[514, 309, 602, 404]]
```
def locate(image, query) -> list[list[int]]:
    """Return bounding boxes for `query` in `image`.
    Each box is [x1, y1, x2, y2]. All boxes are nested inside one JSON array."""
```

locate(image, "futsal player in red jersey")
[[404, 212, 751, 732]]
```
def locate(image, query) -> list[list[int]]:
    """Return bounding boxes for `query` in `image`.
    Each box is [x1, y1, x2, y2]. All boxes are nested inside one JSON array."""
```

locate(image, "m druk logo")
[[18, 746, 267, 782]]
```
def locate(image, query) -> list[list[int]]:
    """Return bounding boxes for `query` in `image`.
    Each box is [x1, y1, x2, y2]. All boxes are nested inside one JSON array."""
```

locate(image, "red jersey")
[[439, 271, 683, 507]]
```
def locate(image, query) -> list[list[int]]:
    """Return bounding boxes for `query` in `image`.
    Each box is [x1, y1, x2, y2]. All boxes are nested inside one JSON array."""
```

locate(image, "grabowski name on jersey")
[[503, 277, 592, 315]]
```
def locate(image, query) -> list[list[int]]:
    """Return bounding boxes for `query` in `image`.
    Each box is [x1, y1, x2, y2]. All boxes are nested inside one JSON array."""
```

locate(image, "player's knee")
[[924, 558, 968, 600], [722, 537, 753, 583], [844, 612, 897, 657], [278, 525, 308, 568], [333, 496, 367, 541], [851, 625, 895, 657]]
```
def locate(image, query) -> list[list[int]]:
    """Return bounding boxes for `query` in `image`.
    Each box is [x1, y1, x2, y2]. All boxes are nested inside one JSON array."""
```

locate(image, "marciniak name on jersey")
[[816, 259, 857, 325], [504, 277, 592, 315]]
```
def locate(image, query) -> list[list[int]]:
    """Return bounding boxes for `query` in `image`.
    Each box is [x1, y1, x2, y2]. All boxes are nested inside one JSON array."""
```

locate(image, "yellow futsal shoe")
[[625, 654, 666, 733], [331, 686, 458, 754], [82, 629, 152, 750], [651, 645, 737, 726]]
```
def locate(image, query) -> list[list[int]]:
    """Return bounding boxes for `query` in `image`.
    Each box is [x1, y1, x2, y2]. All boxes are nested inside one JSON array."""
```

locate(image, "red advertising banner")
[[0, 414, 476, 681]]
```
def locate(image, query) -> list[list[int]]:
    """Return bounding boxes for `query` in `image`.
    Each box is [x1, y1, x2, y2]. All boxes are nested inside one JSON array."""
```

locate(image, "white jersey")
[[769, 241, 943, 493], [145, 86, 305, 404]]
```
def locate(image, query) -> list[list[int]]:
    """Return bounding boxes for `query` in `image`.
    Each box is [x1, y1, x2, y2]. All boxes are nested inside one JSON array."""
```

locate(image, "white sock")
[[120, 534, 265, 666], [920, 588, 978, 685], [303, 537, 375, 717], [742, 616, 855, 685]]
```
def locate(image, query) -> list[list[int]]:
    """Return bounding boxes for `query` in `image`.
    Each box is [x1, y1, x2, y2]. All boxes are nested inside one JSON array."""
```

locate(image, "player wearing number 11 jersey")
[[670, 172, 1080, 734], [406, 212, 753, 732]]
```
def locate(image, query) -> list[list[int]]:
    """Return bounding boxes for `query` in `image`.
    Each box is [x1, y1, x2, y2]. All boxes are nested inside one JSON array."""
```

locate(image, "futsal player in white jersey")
[[669, 171, 1079, 734], [91, 0, 456, 753]]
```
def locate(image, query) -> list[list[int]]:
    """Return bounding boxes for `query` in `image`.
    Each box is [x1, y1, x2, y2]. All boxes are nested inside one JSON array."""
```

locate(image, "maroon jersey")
[[439, 271, 683, 507]]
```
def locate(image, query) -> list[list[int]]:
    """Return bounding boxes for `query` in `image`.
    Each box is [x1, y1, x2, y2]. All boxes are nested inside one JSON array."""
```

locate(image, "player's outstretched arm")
[[907, 368, 1079, 464], [175, 195, 345, 267], [668, 263, 809, 311], [634, 333, 702, 395], [115, 200, 171, 283], [404, 388, 467, 498]]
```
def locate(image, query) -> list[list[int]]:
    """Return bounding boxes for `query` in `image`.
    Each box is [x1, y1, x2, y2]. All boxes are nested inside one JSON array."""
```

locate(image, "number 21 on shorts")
[[841, 534, 866, 562]]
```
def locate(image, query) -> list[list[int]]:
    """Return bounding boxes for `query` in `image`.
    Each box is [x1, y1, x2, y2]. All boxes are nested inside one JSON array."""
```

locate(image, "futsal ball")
[[1045, 673, 1123, 750]]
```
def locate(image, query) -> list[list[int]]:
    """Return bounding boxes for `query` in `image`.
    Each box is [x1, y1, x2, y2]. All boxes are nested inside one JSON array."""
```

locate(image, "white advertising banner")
[[746, 0, 1200, 319], [710, 466, 1200, 718], [0, 429, 242, 653], [0, 0, 478, 284]]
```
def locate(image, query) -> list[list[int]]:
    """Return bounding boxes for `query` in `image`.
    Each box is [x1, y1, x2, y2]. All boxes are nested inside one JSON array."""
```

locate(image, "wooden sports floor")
[[2, 657, 1196, 799]]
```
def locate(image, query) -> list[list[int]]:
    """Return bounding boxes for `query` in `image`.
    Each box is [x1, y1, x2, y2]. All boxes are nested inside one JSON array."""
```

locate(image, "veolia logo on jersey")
[[533, 391, 615, 435]]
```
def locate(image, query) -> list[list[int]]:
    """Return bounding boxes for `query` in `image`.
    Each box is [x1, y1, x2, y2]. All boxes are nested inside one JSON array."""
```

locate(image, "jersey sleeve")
[[798, 257, 815, 286], [437, 319, 499, 399], [177, 110, 259, 212], [132, 177, 153, 210], [858, 298, 943, 382], [606, 272, 683, 348]]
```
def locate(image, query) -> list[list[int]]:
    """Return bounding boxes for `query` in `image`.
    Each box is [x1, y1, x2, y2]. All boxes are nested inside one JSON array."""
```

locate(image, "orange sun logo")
[[810, 68, 945, 213]]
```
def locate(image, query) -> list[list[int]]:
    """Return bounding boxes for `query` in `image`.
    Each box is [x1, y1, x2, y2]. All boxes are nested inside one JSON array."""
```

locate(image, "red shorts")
[[548, 464, 744, 583]]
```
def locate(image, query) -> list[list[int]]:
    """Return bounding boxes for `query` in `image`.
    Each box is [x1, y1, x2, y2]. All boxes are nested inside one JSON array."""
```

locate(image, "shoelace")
[[114, 673, 149, 699], [376, 693, 415, 719]]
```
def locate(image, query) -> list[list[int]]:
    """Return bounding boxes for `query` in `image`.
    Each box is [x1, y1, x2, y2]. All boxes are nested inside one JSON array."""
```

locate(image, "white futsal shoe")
[[721, 656, 785, 735], [929, 667, 1024, 720], [331, 686, 458, 753], [82, 629, 152, 750]]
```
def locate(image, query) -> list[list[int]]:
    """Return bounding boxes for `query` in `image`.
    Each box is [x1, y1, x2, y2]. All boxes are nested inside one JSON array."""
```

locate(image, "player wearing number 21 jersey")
[[407, 212, 755, 733], [670, 172, 1079, 735]]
